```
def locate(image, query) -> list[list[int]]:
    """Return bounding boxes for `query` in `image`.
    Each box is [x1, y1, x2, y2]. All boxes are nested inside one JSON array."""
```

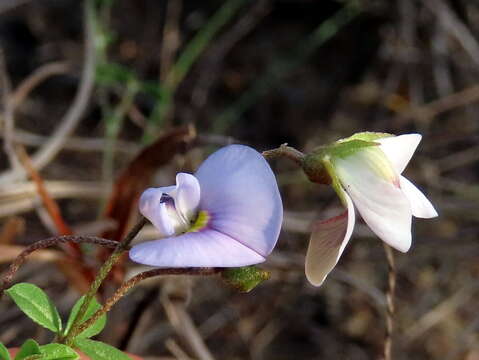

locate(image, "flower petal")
[[195, 145, 283, 257], [400, 176, 438, 218], [129, 229, 265, 267], [139, 187, 176, 237], [172, 173, 201, 222], [305, 193, 355, 286], [334, 152, 412, 252], [377, 134, 422, 174]]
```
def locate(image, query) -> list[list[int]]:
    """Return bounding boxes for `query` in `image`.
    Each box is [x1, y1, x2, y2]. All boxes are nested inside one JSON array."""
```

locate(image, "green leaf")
[[74, 339, 132, 360], [6, 283, 62, 333], [39, 344, 79, 360], [64, 296, 106, 339], [221, 266, 271, 292], [14, 339, 41, 360], [0, 342, 11, 360]]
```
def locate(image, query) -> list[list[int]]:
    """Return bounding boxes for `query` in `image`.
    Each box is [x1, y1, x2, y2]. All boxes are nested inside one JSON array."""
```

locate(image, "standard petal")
[[195, 145, 283, 257], [129, 229, 265, 267], [139, 188, 176, 237], [400, 176, 438, 218], [377, 134, 422, 174], [305, 193, 355, 286], [173, 173, 201, 222], [334, 152, 412, 252]]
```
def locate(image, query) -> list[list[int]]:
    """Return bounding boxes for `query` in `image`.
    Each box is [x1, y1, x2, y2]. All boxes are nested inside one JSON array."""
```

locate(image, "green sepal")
[[6, 283, 62, 333], [344, 131, 393, 142], [14, 339, 41, 360], [74, 339, 132, 360], [39, 344, 79, 360], [0, 342, 11, 360], [63, 296, 106, 339], [221, 266, 270, 293]]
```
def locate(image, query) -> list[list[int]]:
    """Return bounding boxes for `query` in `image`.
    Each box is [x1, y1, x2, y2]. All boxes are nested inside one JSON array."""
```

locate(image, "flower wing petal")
[[400, 176, 438, 218], [173, 173, 201, 221], [195, 145, 283, 257], [334, 153, 412, 252], [377, 134, 422, 174], [129, 229, 265, 267], [305, 193, 355, 286], [139, 187, 176, 237]]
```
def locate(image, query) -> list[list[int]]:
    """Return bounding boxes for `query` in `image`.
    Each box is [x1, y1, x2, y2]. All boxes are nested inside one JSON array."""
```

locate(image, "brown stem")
[[262, 143, 305, 165], [0, 236, 119, 297], [69, 267, 221, 339], [63, 216, 147, 345], [383, 243, 396, 360]]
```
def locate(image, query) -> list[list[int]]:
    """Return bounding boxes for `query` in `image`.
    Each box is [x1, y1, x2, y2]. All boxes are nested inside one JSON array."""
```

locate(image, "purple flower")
[[129, 145, 283, 267]]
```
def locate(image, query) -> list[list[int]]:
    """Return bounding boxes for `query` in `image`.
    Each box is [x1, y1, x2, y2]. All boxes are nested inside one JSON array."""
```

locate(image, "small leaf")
[[0, 342, 11, 360], [64, 296, 106, 339], [74, 339, 132, 360], [14, 339, 41, 360], [221, 266, 270, 292], [39, 344, 79, 360], [6, 283, 62, 333]]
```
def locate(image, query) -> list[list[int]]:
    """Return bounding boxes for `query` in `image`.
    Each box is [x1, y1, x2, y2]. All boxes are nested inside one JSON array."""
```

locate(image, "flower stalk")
[[62, 216, 147, 345], [69, 267, 221, 339], [383, 243, 396, 360]]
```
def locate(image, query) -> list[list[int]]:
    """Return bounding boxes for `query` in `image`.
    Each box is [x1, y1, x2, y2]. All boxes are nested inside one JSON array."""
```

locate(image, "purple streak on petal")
[[129, 228, 265, 267], [305, 192, 355, 286], [194, 145, 283, 257], [172, 173, 201, 222], [139, 187, 176, 236]]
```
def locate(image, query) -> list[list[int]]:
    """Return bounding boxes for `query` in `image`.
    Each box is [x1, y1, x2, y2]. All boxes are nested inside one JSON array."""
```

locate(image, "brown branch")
[[0, 235, 119, 297], [68, 267, 221, 340]]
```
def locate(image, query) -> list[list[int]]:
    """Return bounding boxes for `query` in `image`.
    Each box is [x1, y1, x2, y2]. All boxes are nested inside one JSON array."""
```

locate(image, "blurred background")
[[0, 0, 478, 359]]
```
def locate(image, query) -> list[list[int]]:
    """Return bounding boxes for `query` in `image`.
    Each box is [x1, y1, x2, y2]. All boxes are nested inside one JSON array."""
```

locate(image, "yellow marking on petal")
[[187, 210, 210, 233]]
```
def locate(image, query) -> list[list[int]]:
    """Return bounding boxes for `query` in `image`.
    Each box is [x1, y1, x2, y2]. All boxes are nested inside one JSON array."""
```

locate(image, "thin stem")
[[0, 236, 119, 297], [63, 216, 147, 345], [262, 143, 305, 165], [69, 267, 221, 339], [383, 243, 396, 360]]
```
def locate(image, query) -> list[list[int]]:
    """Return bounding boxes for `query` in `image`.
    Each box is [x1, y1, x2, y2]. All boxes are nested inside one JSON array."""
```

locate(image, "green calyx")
[[187, 210, 210, 233], [301, 132, 394, 205], [221, 266, 271, 293]]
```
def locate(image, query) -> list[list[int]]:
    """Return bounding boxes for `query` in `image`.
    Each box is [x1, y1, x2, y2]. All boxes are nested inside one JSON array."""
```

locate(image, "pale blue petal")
[[129, 229, 265, 267], [139, 187, 176, 237], [173, 173, 201, 222], [194, 145, 283, 257]]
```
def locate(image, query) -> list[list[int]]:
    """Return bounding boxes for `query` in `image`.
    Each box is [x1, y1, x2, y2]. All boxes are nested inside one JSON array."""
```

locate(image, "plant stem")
[[69, 267, 221, 339], [262, 143, 305, 165], [63, 216, 147, 345], [383, 243, 396, 360], [0, 235, 119, 298]]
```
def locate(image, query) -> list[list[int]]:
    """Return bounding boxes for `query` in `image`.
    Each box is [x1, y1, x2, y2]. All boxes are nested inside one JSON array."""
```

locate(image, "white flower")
[[305, 133, 438, 286]]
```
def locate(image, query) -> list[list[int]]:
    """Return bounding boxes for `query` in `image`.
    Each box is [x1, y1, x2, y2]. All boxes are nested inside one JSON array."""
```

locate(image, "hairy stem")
[[0, 235, 119, 297], [383, 243, 396, 360], [69, 267, 221, 339], [63, 216, 147, 345]]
